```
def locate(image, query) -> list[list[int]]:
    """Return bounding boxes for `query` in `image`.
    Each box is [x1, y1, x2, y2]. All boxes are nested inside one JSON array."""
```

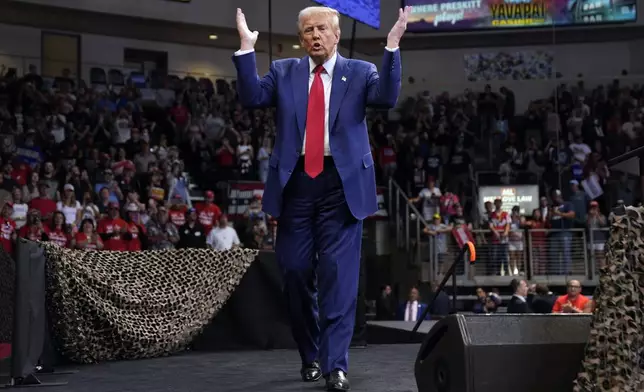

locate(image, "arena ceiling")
[[2, 0, 644, 57]]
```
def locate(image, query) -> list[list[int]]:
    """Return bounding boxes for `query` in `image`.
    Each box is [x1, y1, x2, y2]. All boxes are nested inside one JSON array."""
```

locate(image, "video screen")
[[315, 0, 381, 29], [404, 0, 636, 32]]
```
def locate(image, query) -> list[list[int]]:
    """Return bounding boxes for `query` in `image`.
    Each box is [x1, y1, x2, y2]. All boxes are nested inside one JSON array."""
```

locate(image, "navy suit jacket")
[[232, 50, 402, 220]]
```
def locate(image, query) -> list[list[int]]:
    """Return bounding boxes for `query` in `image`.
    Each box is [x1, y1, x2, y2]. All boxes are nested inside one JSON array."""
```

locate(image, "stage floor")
[[32, 344, 419, 392]]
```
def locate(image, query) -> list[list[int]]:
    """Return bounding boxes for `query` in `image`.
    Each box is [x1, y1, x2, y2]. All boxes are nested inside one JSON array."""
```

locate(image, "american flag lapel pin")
[[341, 76, 347, 82]]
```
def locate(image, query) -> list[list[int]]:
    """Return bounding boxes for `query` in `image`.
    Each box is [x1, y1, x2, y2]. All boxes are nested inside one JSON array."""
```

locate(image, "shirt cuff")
[[234, 49, 255, 56], [385, 47, 399, 52]]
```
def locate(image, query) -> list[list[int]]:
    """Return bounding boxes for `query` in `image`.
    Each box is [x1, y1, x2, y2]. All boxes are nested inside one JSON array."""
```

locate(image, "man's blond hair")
[[297, 6, 340, 33]]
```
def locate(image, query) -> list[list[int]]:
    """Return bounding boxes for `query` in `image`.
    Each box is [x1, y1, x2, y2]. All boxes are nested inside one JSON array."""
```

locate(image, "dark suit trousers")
[[276, 158, 362, 375]]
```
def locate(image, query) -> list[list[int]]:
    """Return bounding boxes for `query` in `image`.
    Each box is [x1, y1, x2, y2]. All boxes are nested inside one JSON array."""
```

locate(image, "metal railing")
[[423, 227, 612, 286], [389, 177, 614, 287], [388, 178, 432, 266]]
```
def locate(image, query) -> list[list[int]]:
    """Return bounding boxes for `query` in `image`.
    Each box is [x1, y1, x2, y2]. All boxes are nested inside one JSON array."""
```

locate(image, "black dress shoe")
[[325, 369, 350, 391], [300, 361, 322, 382]]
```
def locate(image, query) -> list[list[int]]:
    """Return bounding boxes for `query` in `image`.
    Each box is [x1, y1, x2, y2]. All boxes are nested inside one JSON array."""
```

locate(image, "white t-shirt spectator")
[[206, 225, 240, 250], [48, 114, 66, 144], [57, 201, 82, 226], [418, 187, 442, 221], [11, 203, 28, 229], [115, 116, 132, 144], [569, 142, 591, 163]]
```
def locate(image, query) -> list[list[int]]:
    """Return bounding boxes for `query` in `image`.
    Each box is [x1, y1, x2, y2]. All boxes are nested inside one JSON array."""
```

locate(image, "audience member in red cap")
[[71, 219, 104, 250], [97, 202, 129, 251], [168, 195, 188, 227], [28, 182, 57, 221], [196, 190, 222, 234], [0, 202, 17, 253], [47, 211, 71, 248]]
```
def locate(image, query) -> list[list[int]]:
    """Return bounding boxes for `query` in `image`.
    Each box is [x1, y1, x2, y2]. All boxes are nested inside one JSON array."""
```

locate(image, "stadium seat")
[[107, 69, 125, 86], [90, 67, 107, 86]]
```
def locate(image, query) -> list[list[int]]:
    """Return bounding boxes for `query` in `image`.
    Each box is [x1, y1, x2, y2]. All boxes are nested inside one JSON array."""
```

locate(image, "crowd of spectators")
[[0, 64, 281, 255], [0, 61, 641, 264], [392, 79, 643, 278]]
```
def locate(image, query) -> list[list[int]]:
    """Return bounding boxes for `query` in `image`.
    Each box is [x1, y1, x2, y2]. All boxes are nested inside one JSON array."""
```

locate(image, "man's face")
[[384, 285, 392, 295], [409, 288, 419, 302], [567, 280, 581, 297], [299, 12, 340, 63], [517, 280, 528, 297]]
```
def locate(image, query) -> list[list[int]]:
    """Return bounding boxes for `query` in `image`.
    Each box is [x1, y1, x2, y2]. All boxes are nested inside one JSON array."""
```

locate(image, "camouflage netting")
[[573, 206, 644, 391], [42, 243, 258, 363]]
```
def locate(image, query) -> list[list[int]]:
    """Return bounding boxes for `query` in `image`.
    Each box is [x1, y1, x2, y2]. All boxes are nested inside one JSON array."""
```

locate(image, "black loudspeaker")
[[415, 314, 592, 392]]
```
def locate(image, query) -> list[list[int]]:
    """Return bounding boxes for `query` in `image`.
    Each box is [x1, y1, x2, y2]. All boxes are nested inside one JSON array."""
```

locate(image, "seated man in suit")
[[375, 285, 397, 321], [428, 281, 450, 317], [507, 278, 531, 313], [398, 287, 431, 322], [527, 283, 556, 313]]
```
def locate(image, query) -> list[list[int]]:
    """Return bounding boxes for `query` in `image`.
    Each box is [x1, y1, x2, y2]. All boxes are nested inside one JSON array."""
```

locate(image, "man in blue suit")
[[233, 5, 411, 391], [397, 287, 432, 322]]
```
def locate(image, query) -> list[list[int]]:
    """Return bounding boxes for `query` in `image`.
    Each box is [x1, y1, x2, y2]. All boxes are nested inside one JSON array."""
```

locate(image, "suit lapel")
[[329, 54, 351, 134], [292, 56, 310, 143]]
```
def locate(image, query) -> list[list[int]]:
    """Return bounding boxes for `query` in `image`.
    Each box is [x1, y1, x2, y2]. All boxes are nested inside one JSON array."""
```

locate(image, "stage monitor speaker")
[[415, 314, 592, 392]]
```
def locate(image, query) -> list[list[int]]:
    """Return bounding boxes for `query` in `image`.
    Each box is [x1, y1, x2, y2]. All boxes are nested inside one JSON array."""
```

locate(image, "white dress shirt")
[[234, 46, 399, 157], [404, 300, 419, 322], [206, 225, 240, 250], [301, 53, 336, 156]]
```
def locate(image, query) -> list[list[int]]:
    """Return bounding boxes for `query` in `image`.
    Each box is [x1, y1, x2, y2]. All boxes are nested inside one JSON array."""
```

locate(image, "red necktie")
[[304, 65, 325, 178]]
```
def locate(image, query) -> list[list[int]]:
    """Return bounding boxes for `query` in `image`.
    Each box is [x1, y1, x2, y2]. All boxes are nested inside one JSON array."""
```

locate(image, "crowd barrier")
[[419, 228, 609, 286]]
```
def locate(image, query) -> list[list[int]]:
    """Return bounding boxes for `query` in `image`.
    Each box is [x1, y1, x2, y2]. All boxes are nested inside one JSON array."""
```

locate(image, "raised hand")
[[236, 8, 259, 51], [387, 6, 412, 49]]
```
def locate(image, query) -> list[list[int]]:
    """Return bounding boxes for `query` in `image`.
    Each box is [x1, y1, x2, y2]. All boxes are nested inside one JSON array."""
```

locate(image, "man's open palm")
[[237, 8, 259, 51], [387, 6, 412, 49]]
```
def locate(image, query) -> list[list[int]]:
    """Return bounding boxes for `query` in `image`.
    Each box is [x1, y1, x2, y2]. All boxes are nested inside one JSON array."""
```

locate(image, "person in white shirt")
[[206, 215, 240, 250], [10, 187, 29, 229], [56, 184, 82, 230], [568, 135, 591, 163], [409, 177, 442, 222]]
